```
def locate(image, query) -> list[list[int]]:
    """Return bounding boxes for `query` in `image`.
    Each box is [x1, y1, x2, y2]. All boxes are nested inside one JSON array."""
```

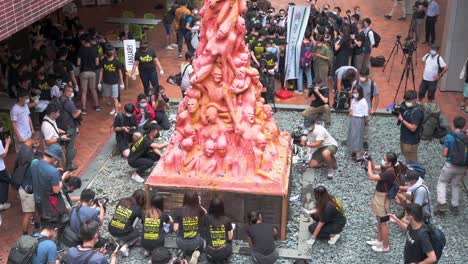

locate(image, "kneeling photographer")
[[396, 90, 424, 162], [62, 189, 106, 247], [366, 152, 398, 253], [65, 220, 119, 264]]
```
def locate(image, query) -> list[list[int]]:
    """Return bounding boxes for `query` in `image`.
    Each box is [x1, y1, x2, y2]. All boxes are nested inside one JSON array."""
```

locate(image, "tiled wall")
[[0, 0, 73, 41]]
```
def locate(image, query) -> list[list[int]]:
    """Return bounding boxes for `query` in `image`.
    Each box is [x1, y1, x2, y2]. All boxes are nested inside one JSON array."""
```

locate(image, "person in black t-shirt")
[[246, 210, 278, 264], [389, 203, 437, 264], [259, 41, 278, 104], [201, 196, 233, 263], [108, 189, 146, 257], [141, 195, 171, 255], [130, 42, 165, 97], [250, 32, 267, 66], [127, 123, 169, 183], [54, 47, 79, 90], [98, 49, 123, 115], [413, 0, 428, 43], [113, 103, 137, 158], [351, 21, 367, 73], [304, 186, 346, 246], [77, 34, 100, 114], [302, 81, 330, 127], [173, 191, 207, 253], [366, 152, 398, 253]]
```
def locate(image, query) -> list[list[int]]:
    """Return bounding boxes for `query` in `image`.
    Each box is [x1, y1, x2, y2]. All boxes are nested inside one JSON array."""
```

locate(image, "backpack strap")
[[181, 63, 191, 77], [84, 249, 97, 263], [370, 80, 375, 108], [412, 184, 432, 215]]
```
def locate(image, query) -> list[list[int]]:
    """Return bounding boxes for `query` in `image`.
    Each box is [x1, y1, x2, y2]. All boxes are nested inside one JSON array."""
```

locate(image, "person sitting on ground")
[[31, 224, 60, 264], [173, 191, 207, 254], [133, 93, 156, 130], [127, 123, 169, 183], [246, 210, 279, 264], [141, 195, 172, 256], [302, 80, 330, 128], [201, 196, 234, 263], [300, 120, 339, 179], [69, 189, 105, 239], [389, 203, 437, 264], [108, 189, 146, 257], [366, 152, 398, 253], [114, 103, 137, 158], [66, 220, 119, 264], [304, 186, 346, 246], [151, 86, 171, 130]]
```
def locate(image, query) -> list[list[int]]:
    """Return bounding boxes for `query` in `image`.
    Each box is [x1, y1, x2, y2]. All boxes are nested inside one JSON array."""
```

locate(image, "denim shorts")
[[164, 23, 173, 34]]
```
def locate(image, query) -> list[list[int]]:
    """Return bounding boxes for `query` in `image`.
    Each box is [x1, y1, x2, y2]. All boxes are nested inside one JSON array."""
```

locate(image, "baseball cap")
[[45, 144, 63, 161], [405, 169, 421, 182]]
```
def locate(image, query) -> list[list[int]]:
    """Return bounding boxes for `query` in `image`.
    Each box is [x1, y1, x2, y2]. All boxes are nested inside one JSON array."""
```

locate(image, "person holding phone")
[[366, 152, 398, 253], [303, 186, 346, 246]]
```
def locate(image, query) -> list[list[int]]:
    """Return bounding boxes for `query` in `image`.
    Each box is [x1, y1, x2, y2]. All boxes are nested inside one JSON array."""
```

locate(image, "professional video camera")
[[402, 38, 417, 55], [356, 152, 372, 171], [389, 101, 408, 117], [291, 126, 307, 145]]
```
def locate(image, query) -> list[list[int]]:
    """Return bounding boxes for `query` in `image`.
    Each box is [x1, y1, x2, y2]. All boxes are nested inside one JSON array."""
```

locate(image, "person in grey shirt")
[[358, 67, 380, 151], [397, 169, 432, 223]]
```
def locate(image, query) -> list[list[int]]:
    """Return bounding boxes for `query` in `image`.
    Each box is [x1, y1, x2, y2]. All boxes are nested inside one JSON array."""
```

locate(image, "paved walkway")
[[0, 0, 464, 259]]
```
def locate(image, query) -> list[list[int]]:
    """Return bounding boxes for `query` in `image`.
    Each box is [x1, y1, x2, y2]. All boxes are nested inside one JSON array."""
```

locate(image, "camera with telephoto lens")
[[93, 197, 109, 207], [390, 101, 408, 117], [356, 152, 372, 171], [104, 239, 119, 253], [291, 126, 307, 145]]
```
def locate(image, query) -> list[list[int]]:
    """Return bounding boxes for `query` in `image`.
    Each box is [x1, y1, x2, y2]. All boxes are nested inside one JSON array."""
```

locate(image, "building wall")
[[440, 0, 468, 92], [0, 0, 73, 42]]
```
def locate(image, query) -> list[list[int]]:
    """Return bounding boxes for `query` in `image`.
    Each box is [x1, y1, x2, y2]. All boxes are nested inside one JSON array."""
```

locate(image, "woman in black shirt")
[[333, 26, 353, 72], [201, 196, 233, 263], [141, 195, 171, 255], [305, 186, 346, 246], [246, 210, 279, 264], [173, 191, 207, 252], [108, 189, 146, 257]]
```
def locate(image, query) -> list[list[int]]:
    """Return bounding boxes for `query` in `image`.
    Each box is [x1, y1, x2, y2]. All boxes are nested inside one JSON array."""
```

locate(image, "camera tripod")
[[382, 36, 405, 83], [392, 49, 416, 103]]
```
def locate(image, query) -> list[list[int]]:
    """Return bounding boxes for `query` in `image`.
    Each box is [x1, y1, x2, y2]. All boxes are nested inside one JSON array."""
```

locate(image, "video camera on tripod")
[[402, 37, 417, 55]]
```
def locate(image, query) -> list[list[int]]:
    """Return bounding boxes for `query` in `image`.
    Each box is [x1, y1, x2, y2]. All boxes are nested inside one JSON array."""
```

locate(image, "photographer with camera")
[[396, 169, 432, 222], [68, 189, 105, 238], [366, 152, 398, 253], [418, 44, 448, 103], [300, 120, 338, 179], [302, 81, 330, 128], [66, 220, 119, 264], [397, 90, 424, 162], [42, 103, 70, 147]]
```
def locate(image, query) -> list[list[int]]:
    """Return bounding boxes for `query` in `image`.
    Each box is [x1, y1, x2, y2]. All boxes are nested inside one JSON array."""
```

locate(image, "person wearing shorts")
[[300, 120, 339, 179], [366, 152, 398, 253], [98, 48, 124, 115]]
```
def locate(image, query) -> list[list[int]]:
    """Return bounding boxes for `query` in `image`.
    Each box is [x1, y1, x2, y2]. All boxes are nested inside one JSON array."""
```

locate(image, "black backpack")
[[178, 15, 192, 32], [7, 235, 49, 264], [424, 224, 446, 261], [52, 96, 69, 130], [367, 30, 381, 48], [449, 132, 468, 166], [370, 56, 386, 67]]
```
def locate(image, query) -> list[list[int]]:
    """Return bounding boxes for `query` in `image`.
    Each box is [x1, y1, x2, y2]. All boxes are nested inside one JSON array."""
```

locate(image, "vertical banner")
[[123, 39, 137, 73], [284, 6, 310, 84]]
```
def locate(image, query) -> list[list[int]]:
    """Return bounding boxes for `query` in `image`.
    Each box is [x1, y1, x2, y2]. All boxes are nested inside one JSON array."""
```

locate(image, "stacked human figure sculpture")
[[158, 0, 291, 184]]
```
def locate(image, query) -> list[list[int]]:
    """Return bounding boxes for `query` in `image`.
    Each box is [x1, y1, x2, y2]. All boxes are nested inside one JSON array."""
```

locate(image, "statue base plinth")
[[145, 139, 292, 240]]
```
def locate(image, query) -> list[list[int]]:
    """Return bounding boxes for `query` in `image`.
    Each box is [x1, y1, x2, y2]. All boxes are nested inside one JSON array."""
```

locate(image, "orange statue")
[[151, 0, 292, 191]]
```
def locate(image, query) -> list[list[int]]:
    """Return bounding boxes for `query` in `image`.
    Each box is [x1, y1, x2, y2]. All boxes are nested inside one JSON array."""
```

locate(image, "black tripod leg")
[[383, 42, 399, 72], [393, 58, 408, 103]]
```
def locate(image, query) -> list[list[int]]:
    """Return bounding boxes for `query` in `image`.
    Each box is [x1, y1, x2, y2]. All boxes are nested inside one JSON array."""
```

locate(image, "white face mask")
[[125, 113, 133, 117], [69, 93, 74, 99], [381, 159, 387, 169], [359, 77, 368, 82], [352, 93, 359, 99], [429, 50, 437, 56], [332, 10, 337, 15], [24, 98, 30, 104]]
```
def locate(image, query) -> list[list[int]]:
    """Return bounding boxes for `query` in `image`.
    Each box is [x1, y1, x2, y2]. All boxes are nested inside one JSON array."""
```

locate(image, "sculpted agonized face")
[[204, 140, 216, 157], [245, 107, 255, 124], [206, 107, 218, 123], [187, 99, 199, 114]]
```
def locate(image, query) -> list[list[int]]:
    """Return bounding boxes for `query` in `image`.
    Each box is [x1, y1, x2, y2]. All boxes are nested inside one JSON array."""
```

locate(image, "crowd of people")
[[0, 0, 466, 263]]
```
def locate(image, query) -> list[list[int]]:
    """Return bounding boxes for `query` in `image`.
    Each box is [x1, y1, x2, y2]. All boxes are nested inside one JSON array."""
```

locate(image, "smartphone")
[[379, 215, 390, 223]]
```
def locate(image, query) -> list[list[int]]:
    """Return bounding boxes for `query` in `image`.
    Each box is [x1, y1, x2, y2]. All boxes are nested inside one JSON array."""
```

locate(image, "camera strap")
[[43, 119, 61, 137], [84, 249, 97, 263]]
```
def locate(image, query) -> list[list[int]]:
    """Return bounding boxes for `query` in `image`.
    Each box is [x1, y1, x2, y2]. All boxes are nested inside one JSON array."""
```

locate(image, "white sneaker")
[[120, 245, 130, 257], [189, 250, 200, 264], [327, 170, 334, 179], [144, 250, 150, 257], [165, 45, 174, 50], [371, 244, 390, 252], [170, 43, 178, 48], [305, 238, 316, 245], [328, 234, 341, 245], [366, 240, 383, 246], [0, 202, 11, 211], [131, 173, 145, 183], [109, 109, 116, 115]]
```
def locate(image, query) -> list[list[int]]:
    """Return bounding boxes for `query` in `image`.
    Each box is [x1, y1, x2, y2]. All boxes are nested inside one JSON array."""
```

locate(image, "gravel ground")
[[83, 109, 467, 264]]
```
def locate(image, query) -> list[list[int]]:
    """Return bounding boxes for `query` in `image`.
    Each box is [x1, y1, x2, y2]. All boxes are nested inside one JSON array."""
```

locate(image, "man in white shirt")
[[10, 91, 34, 151], [41, 103, 69, 146], [418, 44, 448, 103], [301, 120, 339, 179]]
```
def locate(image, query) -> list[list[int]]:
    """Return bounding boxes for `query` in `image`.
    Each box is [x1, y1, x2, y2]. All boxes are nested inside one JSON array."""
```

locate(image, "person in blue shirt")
[[398, 90, 424, 162], [435, 116, 466, 216], [32, 225, 59, 264]]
